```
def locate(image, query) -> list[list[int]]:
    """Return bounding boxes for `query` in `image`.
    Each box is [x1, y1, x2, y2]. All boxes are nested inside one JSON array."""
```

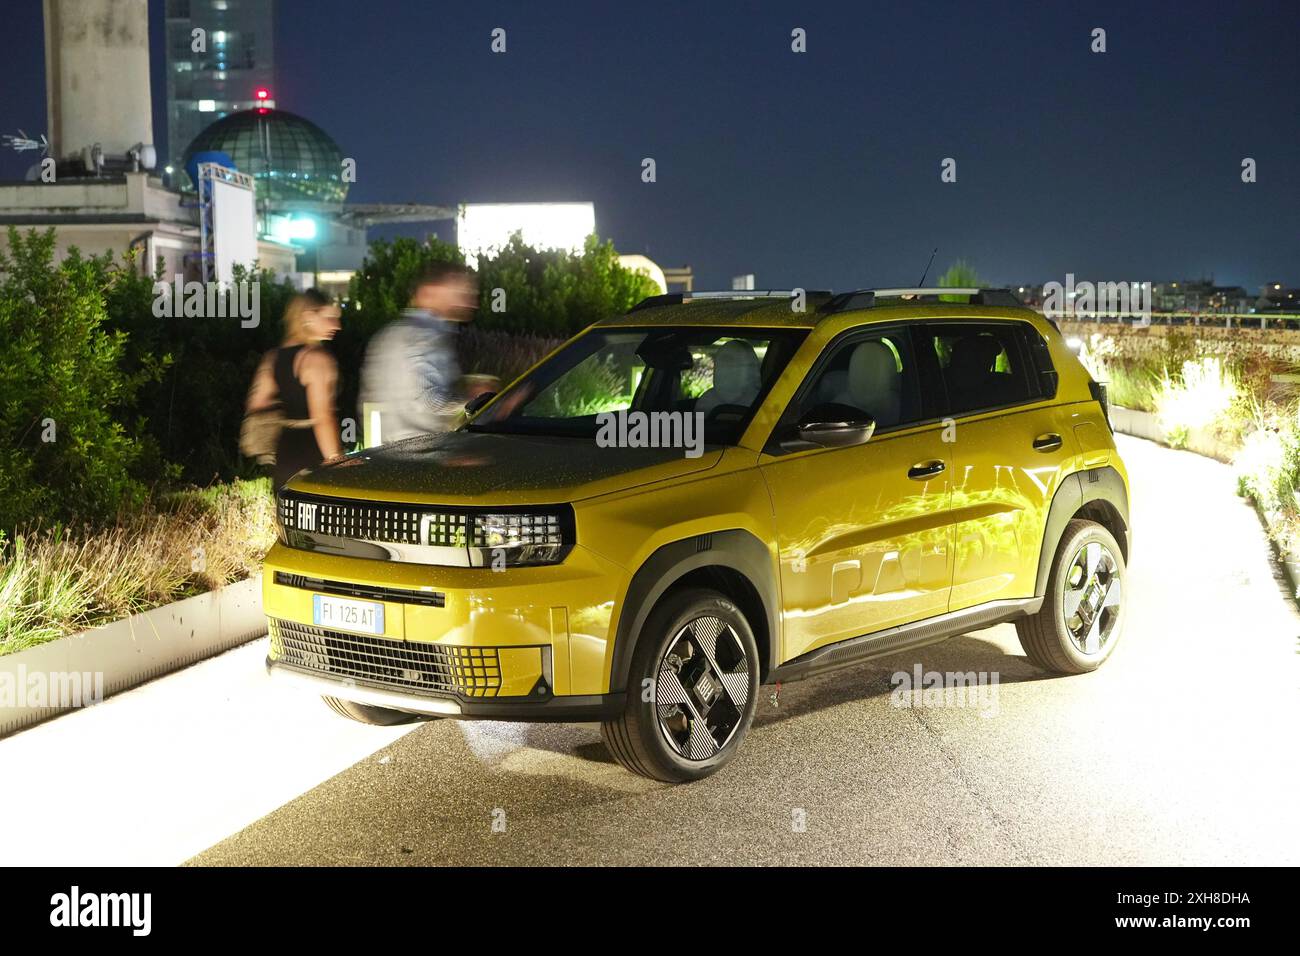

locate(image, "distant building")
[[183, 107, 346, 210], [1151, 280, 1251, 315], [164, 0, 277, 176], [181, 105, 451, 282], [1206, 285, 1252, 313], [0, 0, 446, 291], [0, 171, 296, 281], [1257, 282, 1300, 313], [662, 266, 694, 292], [0, 0, 292, 281]]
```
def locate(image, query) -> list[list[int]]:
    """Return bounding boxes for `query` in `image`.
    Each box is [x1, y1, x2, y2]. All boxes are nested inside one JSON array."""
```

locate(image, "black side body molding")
[[765, 597, 1043, 685]]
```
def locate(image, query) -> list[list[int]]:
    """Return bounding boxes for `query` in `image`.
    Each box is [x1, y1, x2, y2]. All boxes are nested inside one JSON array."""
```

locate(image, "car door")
[[759, 324, 955, 663], [916, 319, 1075, 611]]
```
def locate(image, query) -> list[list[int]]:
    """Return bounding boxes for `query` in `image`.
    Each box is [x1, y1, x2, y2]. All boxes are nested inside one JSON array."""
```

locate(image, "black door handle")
[[908, 460, 946, 480], [1033, 433, 1063, 452]]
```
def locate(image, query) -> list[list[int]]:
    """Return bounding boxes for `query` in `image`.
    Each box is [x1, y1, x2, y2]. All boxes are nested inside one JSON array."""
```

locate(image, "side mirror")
[[465, 391, 497, 415], [790, 403, 876, 449]]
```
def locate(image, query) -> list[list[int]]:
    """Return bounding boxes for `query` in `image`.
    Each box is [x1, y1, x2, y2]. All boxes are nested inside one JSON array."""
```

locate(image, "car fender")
[[1035, 465, 1130, 597], [607, 529, 780, 692]]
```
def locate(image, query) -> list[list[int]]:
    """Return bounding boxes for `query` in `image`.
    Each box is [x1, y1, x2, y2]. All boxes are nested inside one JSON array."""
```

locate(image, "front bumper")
[[262, 540, 628, 708], [266, 657, 625, 721]]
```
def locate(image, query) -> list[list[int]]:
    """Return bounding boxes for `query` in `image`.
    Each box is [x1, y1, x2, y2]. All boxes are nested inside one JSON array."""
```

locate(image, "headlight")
[[468, 509, 573, 567]]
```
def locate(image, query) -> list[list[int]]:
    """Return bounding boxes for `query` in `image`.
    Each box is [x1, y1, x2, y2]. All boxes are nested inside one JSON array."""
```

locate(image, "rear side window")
[[919, 322, 1038, 416], [1020, 324, 1059, 398]]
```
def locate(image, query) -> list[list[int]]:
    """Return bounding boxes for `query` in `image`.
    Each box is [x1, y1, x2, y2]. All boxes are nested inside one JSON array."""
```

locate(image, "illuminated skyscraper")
[[163, 0, 276, 175]]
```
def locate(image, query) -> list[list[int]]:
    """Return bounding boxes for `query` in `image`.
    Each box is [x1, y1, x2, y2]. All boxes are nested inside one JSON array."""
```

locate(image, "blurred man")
[[359, 262, 479, 443]]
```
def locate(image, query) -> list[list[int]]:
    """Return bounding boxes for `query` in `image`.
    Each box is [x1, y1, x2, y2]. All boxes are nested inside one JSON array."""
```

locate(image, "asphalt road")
[[2, 435, 1298, 866]]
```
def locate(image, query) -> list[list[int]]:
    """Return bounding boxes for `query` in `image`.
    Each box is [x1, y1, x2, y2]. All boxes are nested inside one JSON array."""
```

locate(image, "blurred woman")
[[245, 289, 345, 487]]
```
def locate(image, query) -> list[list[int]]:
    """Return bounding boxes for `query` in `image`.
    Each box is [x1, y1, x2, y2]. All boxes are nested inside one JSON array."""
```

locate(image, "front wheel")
[[601, 588, 760, 783], [1017, 519, 1127, 674]]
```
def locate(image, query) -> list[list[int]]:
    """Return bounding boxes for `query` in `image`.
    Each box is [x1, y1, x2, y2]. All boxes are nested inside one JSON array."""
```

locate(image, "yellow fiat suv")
[[265, 288, 1130, 782]]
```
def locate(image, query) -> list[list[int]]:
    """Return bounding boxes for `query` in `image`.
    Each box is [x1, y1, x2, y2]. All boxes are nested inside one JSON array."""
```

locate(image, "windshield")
[[466, 326, 808, 444]]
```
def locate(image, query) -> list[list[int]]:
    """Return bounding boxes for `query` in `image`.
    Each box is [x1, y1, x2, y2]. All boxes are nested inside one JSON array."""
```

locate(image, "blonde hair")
[[281, 289, 335, 345]]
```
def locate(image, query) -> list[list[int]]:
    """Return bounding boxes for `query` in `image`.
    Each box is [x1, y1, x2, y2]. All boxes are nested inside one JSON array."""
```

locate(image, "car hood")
[[287, 429, 724, 505]]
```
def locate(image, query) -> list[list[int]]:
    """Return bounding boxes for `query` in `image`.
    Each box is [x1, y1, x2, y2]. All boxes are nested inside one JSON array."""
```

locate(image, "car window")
[[468, 326, 807, 445], [789, 328, 924, 431], [920, 322, 1036, 415], [1021, 324, 1059, 398], [522, 339, 641, 419]]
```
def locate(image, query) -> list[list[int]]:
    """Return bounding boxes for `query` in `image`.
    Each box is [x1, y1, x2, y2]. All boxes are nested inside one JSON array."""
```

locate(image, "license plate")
[[312, 595, 384, 635]]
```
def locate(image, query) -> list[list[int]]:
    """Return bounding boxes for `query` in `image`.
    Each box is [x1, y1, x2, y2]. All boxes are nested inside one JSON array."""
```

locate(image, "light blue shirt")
[[359, 308, 463, 442]]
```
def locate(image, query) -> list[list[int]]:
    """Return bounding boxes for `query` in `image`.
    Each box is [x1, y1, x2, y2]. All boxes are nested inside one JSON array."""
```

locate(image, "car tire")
[[322, 695, 424, 726], [1017, 519, 1127, 674], [601, 587, 760, 783]]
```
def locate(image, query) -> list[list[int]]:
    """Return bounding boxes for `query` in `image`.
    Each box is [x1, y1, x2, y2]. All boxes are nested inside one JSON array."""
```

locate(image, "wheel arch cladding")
[[1035, 466, 1130, 598], [609, 530, 779, 692]]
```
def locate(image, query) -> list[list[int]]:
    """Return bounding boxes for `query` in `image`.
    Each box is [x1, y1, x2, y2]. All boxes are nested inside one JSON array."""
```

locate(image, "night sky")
[[2, 0, 1297, 291]]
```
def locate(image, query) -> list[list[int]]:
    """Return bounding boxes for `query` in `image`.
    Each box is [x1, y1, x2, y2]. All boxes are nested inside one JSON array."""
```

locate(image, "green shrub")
[[348, 233, 660, 342], [119, 263, 299, 484], [474, 234, 661, 338], [457, 325, 563, 384], [1107, 364, 1161, 412], [344, 233, 658, 424], [345, 236, 465, 339], [0, 228, 158, 531], [1155, 357, 1239, 447], [1233, 402, 1300, 555]]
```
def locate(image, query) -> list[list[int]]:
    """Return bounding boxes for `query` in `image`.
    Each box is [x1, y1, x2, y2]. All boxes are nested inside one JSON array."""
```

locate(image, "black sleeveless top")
[[270, 345, 323, 487]]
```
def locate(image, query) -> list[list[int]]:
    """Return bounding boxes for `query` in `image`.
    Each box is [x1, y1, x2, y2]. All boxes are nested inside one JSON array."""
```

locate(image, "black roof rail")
[[817, 287, 1027, 315], [629, 289, 833, 312]]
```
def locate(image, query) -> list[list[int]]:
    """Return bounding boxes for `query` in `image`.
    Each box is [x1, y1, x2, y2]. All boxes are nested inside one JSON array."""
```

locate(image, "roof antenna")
[[917, 247, 939, 286]]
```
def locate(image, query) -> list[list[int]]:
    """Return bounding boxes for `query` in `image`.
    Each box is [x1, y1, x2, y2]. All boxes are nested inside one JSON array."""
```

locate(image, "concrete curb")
[[1110, 405, 1235, 463], [0, 575, 264, 738], [1283, 556, 1300, 603], [1109, 405, 1163, 443]]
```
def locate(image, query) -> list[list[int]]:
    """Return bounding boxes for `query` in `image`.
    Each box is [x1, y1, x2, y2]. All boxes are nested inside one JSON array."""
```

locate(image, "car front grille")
[[270, 618, 502, 697], [277, 492, 468, 547]]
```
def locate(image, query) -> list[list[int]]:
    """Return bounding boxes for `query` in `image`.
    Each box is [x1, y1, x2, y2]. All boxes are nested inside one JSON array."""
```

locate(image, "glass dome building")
[[182, 108, 349, 208]]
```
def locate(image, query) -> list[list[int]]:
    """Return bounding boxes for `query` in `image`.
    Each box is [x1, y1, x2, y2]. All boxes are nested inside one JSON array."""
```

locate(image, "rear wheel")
[[1017, 519, 1126, 674], [602, 588, 759, 783], [322, 695, 423, 726]]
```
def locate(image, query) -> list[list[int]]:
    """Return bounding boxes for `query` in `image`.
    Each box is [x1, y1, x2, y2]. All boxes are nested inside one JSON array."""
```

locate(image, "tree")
[[348, 232, 661, 340], [342, 232, 660, 410], [474, 234, 661, 338], [938, 259, 984, 301], [345, 236, 465, 340]]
